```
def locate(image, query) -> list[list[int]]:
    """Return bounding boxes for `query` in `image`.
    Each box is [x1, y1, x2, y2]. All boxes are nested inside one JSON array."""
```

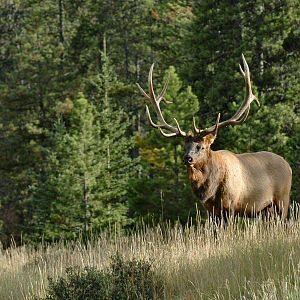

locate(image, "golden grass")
[[1, 213, 300, 299]]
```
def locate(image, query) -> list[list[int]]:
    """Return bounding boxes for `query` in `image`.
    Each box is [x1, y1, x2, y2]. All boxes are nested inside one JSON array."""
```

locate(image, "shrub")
[[39, 267, 111, 300], [37, 254, 164, 300], [110, 254, 163, 299]]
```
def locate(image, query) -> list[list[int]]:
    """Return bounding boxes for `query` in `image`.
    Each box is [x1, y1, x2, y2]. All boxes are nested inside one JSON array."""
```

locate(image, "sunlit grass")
[[1, 209, 300, 299]]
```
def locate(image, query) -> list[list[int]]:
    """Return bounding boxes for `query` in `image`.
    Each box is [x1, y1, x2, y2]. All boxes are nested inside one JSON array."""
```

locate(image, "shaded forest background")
[[0, 0, 299, 248]]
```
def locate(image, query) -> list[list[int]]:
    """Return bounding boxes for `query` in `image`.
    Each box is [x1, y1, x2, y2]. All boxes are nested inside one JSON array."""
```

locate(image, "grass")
[[1, 212, 300, 300]]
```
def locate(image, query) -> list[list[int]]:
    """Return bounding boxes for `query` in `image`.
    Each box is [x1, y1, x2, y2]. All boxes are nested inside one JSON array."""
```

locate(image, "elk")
[[137, 55, 292, 219]]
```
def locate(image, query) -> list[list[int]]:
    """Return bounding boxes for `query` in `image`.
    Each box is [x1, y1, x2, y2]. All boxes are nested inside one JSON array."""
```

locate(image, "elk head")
[[136, 54, 260, 170]]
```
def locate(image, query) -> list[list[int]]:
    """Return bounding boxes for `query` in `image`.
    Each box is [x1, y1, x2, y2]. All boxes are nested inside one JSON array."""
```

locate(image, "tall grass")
[[1, 212, 300, 299]]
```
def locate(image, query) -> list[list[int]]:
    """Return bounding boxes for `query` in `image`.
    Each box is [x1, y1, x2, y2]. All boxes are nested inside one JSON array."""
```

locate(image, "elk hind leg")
[[274, 196, 290, 220]]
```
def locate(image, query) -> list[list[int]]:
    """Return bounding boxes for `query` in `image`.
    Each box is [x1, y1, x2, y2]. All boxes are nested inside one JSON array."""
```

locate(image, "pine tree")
[[0, 0, 67, 246], [26, 51, 136, 242], [27, 94, 101, 240], [85, 49, 137, 209]]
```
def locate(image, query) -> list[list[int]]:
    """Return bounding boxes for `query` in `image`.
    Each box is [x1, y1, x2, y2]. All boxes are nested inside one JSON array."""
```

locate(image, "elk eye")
[[196, 145, 203, 151]]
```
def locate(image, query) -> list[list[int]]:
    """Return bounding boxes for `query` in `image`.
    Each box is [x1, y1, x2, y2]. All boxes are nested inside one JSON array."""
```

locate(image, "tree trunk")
[[83, 175, 90, 236], [58, 0, 64, 44], [173, 143, 179, 201]]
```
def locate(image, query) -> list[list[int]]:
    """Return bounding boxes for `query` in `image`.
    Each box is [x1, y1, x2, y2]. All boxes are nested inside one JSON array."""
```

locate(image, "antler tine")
[[193, 116, 200, 133], [145, 105, 160, 128], [136, 82, 150, 100], [230, 54, 259, 120], [239, 63, 245, 77], [174, 118, 186, 136], [137, 64, 186, 137], [242, 53, 252, 95], [158, 75, 172, 104], [213, 113, 221, 137], [237, 106, 250, 123], [148, 64, 156, 102], [198, 54, 259, 137], [159, 128, 178, 137]]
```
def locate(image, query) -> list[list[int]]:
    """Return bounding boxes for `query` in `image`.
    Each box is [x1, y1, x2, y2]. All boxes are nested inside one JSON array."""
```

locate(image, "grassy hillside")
[[1, 211, 300, 299]]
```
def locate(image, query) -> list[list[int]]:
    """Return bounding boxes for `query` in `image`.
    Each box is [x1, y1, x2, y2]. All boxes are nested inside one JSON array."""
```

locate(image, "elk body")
[[137, 55, 292, 219]]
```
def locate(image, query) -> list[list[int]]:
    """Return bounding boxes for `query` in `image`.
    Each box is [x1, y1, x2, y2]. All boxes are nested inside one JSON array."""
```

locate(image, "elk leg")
[[274, 197, 290, 219], [260, 203, 277, 220]]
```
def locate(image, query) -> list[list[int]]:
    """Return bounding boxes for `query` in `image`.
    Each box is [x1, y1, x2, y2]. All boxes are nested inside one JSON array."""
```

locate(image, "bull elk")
[[137, 55, 292, 219]]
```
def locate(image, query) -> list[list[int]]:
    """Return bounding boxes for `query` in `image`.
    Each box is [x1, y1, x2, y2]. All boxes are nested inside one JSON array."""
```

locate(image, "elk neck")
[[188, 150, 226, 203]]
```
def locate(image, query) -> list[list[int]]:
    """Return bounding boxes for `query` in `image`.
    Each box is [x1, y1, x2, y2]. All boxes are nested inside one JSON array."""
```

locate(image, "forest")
[[0, 0, 299, 248]]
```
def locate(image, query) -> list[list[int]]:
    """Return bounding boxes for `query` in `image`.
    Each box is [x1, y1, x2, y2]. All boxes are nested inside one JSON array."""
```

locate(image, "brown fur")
[[188, 146, 292, 218]]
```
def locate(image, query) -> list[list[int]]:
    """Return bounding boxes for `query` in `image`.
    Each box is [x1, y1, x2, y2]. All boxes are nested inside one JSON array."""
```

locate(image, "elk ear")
[[185, 130, 194, 144], [203, 113, 220, 145], [203, 133, 217, 146]]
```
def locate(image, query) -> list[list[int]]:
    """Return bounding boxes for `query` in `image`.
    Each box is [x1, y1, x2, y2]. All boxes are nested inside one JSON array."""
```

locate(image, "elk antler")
[[196, 54, 260, 136], [136, 64, 186, 137]]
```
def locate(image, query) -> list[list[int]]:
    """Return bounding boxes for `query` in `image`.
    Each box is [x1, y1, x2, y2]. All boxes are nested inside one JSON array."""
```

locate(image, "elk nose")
[[183, 155, 193, 165]]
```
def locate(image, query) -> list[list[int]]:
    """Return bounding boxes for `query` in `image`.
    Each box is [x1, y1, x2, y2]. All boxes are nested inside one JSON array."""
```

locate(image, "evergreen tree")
[[26, 52, 136, 242], [85, 50, 137, 210], [0, 0, 66, 246], [27, 94, 103, 240]]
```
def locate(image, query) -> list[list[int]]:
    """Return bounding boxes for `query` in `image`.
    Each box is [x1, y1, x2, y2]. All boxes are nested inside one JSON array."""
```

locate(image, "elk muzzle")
[[183, 154, 193, 165]]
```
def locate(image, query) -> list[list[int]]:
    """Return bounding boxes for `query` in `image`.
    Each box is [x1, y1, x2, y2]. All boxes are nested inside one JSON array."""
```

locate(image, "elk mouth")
[[186, 164, 196, 171], [187, 164, 205, 174], [184, 161, 194, 168]]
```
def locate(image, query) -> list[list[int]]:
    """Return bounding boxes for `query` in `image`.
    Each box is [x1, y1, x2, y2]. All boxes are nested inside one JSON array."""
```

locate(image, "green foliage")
[[40, 267, 110, 300], [37, 255, 164, 300], [26, 87, 135, 241], [110, 254, 163, 300], [0, 0, 71, 247], [27, 94, 102, 241]]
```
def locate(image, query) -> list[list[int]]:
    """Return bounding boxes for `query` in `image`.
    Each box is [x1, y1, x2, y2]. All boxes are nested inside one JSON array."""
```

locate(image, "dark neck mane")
[[188, 151, 225, 203]]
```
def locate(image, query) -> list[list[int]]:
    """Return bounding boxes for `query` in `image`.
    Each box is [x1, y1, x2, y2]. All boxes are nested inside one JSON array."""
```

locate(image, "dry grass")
[[1, 212, 300, 300]]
